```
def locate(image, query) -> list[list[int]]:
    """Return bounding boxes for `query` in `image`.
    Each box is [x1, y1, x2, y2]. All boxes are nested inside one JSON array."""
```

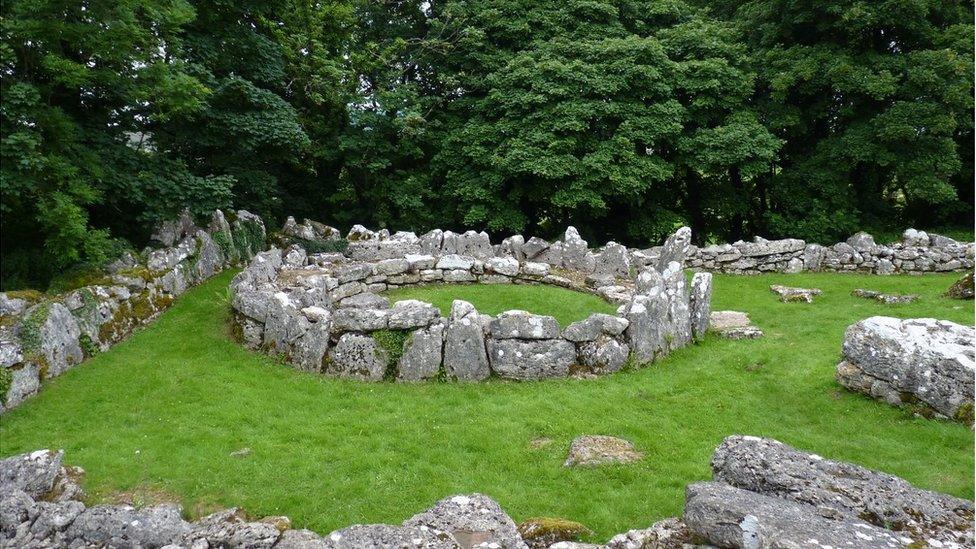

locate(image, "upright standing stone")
[[689, 272, 712, 341], [561, 227, 594, 273], [443, 301, 490, 381], [397, 323, 444, 381], [656, 227, 691, 271]]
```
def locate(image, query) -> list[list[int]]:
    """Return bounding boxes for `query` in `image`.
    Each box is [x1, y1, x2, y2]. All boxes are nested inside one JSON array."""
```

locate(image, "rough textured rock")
[[443, 300, 490, 381], [605, 518, 694, 549], [488, 338, 576, 380], [21, 302, 84, 378], [689, 272, 712, 340], [404, 494, 527, 549], [562, 314, 629, 343], [66, 503, 192, 548], [711, 435, 975, 547], [326, 333, 388, 381], [836, 316, 975, 421], [683, 481, 909, 548], [561, 227, 594, 273], [183, 507, 282, 548], [517, 518, 591, 549], [851, 288, 918, 304], [489, 311, 561, 340], [769, 284, 822, 303], [709, 311, 763, 340], [398, 323, 444, 382], [564, 435, 642, 467], [593, 242, 630, 278], [945, 271, 974, 299], [321, 523, 459, 548], [0, 449, 83, 502], [577, 336, 629, 374], [339, 292, 391, 310], [388, 300, 440, 330], [622, 291, 668, 363], [656, 227, 691, 271]]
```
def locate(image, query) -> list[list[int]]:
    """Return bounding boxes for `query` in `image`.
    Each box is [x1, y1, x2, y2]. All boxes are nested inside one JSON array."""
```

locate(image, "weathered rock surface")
[[398, 323, 444, 381], [564, 435, 642, 467], [404, 494, 528, 549], [326, 333, 388, 381], [711, 435, 975, 547], [945, 271, 974, 299], [769, 284, 822, 303], [851, 288, 918, 304], [836, 316, 975, 421], [489, 311, 561, 340], [684, 481, 910, 548], [689, 272, 712, 340], [443, 300, 490, 381], [517, 517, 591, 548], [605, 518, 695, 549], [488, 338, 576, 380], [321, 523, 459, 548]]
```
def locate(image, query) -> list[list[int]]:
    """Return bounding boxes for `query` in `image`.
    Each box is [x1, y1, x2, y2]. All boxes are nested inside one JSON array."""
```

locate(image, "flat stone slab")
[[711, 435, 975, 547], [851, 288, 918, 304], [564, 435, 643, 467], [769, 284, 821, 303], [708, 311, 763, 340]]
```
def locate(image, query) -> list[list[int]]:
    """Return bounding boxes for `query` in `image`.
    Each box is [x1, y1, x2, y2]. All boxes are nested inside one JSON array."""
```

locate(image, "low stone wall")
[[4, 435, 970, 547], [293, 218, 972, 276], [0, 210, 267, 413], [230, 226, 713, 381], [836, 316, 975, 423]]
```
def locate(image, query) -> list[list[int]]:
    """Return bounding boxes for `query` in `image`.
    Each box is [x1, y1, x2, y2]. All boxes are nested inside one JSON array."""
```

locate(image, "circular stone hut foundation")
[[230, 224, 713, 382]]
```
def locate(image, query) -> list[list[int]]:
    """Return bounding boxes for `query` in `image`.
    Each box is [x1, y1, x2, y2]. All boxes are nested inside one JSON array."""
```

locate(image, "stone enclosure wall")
[[329, 220, 970, 276], [4, 435, 971, 548], [230, 224, 713, 382], [0, 210, 267, 413]]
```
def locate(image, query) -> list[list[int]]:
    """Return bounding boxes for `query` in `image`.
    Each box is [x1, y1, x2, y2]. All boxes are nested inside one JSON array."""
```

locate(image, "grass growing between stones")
[[0, 270, 973, 541], [384, 283, 618, 326]]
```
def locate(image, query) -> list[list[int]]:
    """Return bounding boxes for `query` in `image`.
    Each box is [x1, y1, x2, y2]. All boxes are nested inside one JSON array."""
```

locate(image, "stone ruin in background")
[[230, 222, 713, 382]]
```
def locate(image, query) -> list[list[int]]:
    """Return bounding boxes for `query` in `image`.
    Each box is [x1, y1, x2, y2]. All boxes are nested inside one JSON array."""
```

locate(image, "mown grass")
[[384, 283, 618, 326], [0, 270, 972, 540]]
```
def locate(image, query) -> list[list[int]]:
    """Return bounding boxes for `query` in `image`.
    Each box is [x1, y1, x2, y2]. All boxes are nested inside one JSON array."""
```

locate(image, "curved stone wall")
[[0, 210, 267, 413], [230, 226, 713, 382]]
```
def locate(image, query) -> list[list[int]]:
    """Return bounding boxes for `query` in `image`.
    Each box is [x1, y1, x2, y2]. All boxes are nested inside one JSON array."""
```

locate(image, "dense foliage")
[[1, 0, 972, 288]]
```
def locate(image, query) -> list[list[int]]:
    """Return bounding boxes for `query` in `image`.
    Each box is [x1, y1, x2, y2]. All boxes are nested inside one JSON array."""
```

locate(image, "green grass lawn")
[[0, 270, 972, 540], [384, 283, 618, 326]]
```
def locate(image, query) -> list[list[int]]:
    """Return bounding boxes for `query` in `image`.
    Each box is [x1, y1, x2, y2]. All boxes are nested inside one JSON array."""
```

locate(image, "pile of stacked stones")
[[0, 210, 267, 413], [685, 229, 973, 274], [837, 316, 975, 423], [4, 436, 971, 548], [230, 222, 713, 382]]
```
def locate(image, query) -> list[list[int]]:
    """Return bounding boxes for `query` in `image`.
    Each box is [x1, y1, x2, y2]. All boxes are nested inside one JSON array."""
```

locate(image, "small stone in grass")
[[564, 435, 642, 467], [230, 447, 251, 458]]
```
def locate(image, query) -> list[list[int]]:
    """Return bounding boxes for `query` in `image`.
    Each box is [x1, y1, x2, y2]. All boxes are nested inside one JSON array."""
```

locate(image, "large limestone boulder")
[[711, 435, 975, 547], [561, 227, 595, 273], [836, 316, 975, 422], [593, 242, 630, 277], [489, 311, 561, 340], [443, 300, 490, 381], [182, 507, 282, 548], [656, 227, 691, 270], [683, 481, 909, 548], [562, 313, 628, 343], [398, 323, 444, 382], [326, 333, 388, 381], [403, 494, 527, 549], [487, 338, 576, 380], [0, 449, 84, 502], [65, 503, 192, 548]]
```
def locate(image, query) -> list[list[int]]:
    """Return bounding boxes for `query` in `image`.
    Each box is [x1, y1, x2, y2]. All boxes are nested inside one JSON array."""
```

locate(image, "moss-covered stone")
[[370, 329, 410, 380], [0, 367, 12, 405], [19, 302, 52, 354], [517, 517, 591, 546]]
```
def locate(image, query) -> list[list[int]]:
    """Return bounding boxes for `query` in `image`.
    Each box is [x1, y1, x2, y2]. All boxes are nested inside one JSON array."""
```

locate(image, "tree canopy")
[[1, 0, 972, 288]]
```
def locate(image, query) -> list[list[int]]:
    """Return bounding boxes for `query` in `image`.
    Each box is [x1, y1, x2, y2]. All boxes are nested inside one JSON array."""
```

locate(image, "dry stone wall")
[[313, 219, 972, 276], [230, 224, 713, 382], [0, 210, 267, 413], [4, 436, 971, 548]]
